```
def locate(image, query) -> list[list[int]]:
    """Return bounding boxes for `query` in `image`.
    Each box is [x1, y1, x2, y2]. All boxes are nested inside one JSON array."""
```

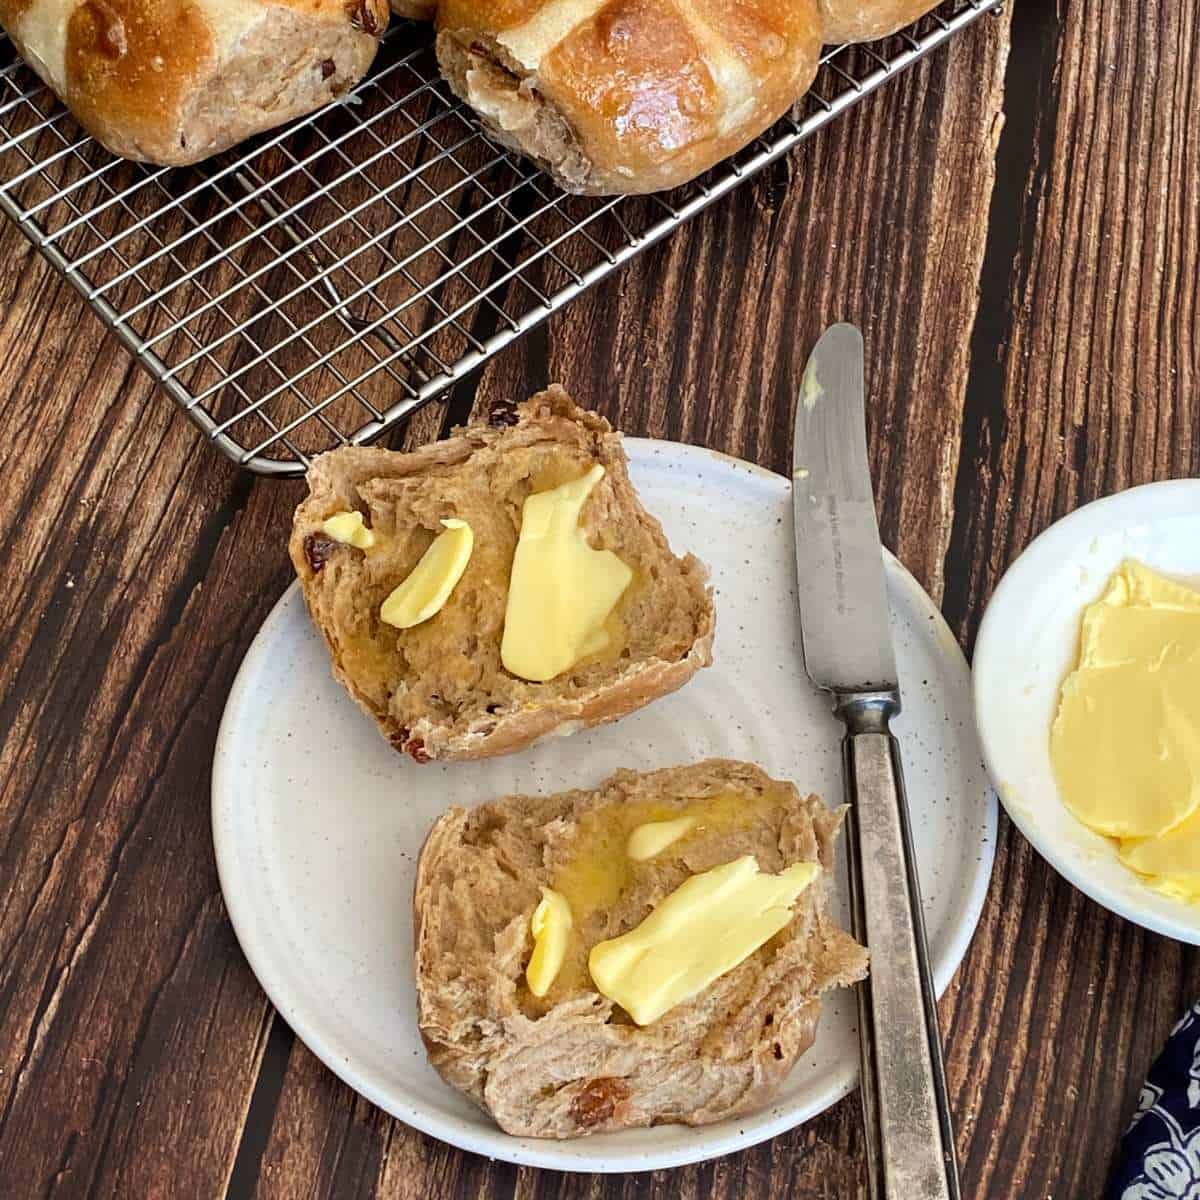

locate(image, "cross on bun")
[[435, 0, 825, 195]]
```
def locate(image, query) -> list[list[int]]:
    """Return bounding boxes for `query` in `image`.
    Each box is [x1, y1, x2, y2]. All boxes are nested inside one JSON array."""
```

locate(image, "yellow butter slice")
[[626, 815, 696, 862], [500, 464, 633, 682], [1051, 664, 1200, 838], [1080, 602, 1200, 671], [1077, 562, 1200, 670], [321, 510, 376, 550], [1121, 806, 1200, 901], [526, 887, 572, 997], [588, 855, 819, 1026], [1119, 561, 1200, 612], [1051, 560, 1200, 847], [380, 519, 473, 629]]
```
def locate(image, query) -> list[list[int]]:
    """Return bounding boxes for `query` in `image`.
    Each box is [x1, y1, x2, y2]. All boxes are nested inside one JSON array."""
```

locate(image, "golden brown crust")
[[438, 0, 543, 27], [818, 0, 938, 44], [63, 0, 212, 156], [1, 0, 387, 164], [435, 0, 945, 194], [539, 0, 722, 180], [289, 386, 715, 762], [412, 760, 869, 1137], [436, 0, 822, 195]]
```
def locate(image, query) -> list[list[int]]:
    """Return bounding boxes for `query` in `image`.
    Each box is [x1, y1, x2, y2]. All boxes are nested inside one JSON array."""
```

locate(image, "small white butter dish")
[[974, 478, 1200, 942]]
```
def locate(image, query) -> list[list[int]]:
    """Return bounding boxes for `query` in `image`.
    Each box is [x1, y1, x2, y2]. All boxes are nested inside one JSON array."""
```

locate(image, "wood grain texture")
[[939, 2, 1200, 1197], [0, 262, 270, 1199], [1, 2, 1197, 1199]]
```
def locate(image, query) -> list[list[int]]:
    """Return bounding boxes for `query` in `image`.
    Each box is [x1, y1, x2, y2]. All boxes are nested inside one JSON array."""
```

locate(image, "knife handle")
[[837, 698, 960, 1200]]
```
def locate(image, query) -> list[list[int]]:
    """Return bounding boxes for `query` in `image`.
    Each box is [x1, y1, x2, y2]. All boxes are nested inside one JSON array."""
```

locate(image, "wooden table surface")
[[1, 2, 1198, 1197]]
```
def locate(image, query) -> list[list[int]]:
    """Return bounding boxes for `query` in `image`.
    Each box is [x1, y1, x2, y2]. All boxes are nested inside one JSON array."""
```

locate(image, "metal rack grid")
[[0, 0, 999, 476]]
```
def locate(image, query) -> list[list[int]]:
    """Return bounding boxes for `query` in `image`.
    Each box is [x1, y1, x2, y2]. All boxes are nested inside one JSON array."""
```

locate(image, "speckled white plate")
[[212, 438, 996, 1173], [974, 478, 1200, 944]]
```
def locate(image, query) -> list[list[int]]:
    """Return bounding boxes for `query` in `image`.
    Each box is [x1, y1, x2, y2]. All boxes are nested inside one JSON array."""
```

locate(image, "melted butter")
[[565, 566, 641, 671], [526, 887, 572, 996], [628, 814, 696, 861], [1051, 560, 1200, 895], [340, 637, 395, 694], [588, 856, 820, 1025], [501, 465, 633, 682], [380, 518, 474, 630], [513, 458, 640, 673], [540, 788, 780, 997], [321, 510, 376, 550]]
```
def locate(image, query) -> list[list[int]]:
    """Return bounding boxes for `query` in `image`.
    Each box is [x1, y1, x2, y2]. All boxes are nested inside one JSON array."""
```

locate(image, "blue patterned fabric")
[[1111, 1002, 1200, 1199]]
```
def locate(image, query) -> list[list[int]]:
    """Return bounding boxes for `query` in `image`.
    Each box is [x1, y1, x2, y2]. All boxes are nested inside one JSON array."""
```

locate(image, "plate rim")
[[213, 437, 998, 1172], [973, 476, 1200, 945]]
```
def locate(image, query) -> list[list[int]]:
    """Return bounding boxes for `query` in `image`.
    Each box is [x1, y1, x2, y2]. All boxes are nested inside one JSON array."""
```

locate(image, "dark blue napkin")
[[1110, 1002, 1200, 1198]]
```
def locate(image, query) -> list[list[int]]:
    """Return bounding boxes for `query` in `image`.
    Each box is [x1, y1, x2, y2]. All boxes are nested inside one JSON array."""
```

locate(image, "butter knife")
[[792, 323, 960, 1200]]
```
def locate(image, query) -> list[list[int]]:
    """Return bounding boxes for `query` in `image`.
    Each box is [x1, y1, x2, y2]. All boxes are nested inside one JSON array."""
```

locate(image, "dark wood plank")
[[250, 8, 1013, 1199], [940, 1, 1200, 1197], [0, 249, 282, 1198]]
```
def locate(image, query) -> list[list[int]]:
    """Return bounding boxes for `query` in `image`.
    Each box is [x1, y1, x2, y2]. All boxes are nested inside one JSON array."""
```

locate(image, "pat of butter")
[[526, 887, 572, 997], [626, 815, 696, 861], [1051, 561, 1200, 879], [588, 855, 819, 1025], [321, 510, 376, 550], [501, 464, 633, 682], [1121, 811, 1200, 901], [380, 519, 473, 629]]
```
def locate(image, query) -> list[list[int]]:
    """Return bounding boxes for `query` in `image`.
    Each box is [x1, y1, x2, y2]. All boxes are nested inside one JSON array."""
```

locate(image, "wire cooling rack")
[[0, 1, 999, 476]]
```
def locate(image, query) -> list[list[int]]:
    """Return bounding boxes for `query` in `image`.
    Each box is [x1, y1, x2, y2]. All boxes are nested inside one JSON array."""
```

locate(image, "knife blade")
[[792, 322, 897, 695], [792, 323, 960, 1200]]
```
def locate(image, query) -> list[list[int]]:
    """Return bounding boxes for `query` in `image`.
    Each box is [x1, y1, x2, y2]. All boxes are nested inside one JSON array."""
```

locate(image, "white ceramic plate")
[[213, 439, 996, 1173], [974, 479, 1200, 944]]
